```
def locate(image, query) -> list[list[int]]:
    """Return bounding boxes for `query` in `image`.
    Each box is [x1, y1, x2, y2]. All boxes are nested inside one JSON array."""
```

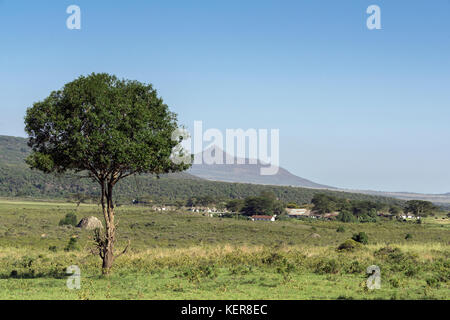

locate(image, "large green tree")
[[239, 191, 284, 216], [404, 200, 435, 217], [24, 73, 191, 274]]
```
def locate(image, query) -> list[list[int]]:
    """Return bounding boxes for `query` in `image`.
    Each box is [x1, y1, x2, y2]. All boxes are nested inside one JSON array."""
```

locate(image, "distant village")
[[131, 199, 424, 222]]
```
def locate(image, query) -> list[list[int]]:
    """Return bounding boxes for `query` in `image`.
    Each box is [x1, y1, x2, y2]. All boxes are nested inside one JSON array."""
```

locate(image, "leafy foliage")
[[404, 200, 436, 217], [337, 239, 362, 251], [58, 212, 78, 227], [240, 191, 286, 216], [351, 232, 369, 245], [24, 73, 190, 178]]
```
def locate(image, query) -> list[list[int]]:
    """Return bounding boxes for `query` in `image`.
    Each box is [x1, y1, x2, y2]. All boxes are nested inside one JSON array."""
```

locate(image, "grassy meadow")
[[0, 199, 448, 300]]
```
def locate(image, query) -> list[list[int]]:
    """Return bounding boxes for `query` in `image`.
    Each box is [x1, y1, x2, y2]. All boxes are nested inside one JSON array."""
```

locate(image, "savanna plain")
[[0, 200, 448, 300]]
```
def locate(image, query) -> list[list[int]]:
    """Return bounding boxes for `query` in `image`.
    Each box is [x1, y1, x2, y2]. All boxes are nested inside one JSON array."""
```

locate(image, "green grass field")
[[0, 200, 448, 300]]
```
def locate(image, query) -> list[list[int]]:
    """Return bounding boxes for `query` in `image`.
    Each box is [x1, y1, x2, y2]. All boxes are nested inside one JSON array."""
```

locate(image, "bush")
[[337, 239, 363, 252], [336, 226, 346, 233], [182, 265, 218, 282], [389, 277, 401, 288], [48, 245, 57, 252], [404, 264, 419, 277], [374, 246, 401, 258], [351, 232, 368, 245], [64, 237, 80, 252], [345, 260, 364, 274], [59, 212, 78, 227], [314, 259, 339, 275], [405, 233, 412, 240], [337, 211, 357, 223], [426, 276, 441, 288]]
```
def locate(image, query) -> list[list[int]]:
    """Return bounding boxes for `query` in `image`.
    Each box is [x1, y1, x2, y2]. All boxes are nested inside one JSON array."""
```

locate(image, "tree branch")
[[114, 240, 131, 260]]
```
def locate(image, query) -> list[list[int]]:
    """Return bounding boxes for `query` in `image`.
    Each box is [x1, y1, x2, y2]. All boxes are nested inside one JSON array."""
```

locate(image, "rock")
[[76, 216, 103, 230], [310, 233, 321, 239]]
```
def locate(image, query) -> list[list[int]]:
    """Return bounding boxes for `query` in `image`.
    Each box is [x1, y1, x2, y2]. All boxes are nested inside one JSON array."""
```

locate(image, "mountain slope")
[[189, 146, 333, 189]]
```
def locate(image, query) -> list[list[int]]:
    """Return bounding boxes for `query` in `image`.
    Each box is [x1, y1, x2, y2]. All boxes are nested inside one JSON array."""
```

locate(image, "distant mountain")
[[188, 146, 333, 189]]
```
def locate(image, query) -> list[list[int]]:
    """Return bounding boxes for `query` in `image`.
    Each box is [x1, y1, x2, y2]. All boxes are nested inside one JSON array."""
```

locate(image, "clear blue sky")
[[0, 0, 449, 193]]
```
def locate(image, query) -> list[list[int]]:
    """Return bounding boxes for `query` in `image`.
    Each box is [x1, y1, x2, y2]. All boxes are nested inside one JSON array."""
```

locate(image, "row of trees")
[[311, 193, 438, 223]]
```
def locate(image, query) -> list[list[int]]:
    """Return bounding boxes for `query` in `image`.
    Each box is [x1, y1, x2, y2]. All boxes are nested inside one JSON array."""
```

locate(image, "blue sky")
[[0, 0, 449, 193]]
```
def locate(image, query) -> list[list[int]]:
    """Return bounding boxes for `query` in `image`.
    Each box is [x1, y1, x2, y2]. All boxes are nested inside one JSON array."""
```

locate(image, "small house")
[[250, 215, 276, 222]]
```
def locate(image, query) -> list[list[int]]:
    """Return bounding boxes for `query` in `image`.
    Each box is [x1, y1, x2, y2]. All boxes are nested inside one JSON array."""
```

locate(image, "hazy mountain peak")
[[189, 145, 333, 189]]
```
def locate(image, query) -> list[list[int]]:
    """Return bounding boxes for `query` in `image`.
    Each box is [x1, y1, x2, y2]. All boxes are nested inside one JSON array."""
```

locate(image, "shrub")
[[337, 239, 363, 252], [182, 265, 218, 282], [404, 264, 419, 277], [314, 259, 339, 275], [405, 233, 412, 240], [276, 259, 296, 282], [426, 277, 441, 288], [59, 212, 78, 227], [389, 277, 401, 288], [352, 232, 368, 245], [336, 226, 345, 233], [48, 245, 57, 252], [374, 246, 401, 258], [229, 264, 253, 276], [345, 260, 364, 274], [64, 237, 80, 252], [261, 252, 283, 265], [337, 211, 357, 223]]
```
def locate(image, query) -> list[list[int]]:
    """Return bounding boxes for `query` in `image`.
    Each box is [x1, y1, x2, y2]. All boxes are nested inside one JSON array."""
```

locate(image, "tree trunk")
[[102, 247, 114, 274], [100, 180, 116, 275]]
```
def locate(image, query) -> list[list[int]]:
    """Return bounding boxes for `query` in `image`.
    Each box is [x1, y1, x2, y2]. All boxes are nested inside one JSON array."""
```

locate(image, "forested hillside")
[[0, 135, 403, 206]]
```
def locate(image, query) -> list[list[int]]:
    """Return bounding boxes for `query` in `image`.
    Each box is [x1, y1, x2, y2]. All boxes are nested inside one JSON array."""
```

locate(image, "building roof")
[[323, 212, 339, 218], [286, 208, 308, 215], [251, 215, 274, 219]]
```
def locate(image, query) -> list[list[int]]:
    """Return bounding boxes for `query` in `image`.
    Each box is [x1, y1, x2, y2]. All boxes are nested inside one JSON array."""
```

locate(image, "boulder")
[[76, 216, 103, 230]]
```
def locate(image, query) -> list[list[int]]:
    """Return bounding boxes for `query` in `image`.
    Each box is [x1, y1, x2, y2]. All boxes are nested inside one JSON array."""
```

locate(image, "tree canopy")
[[404, 200, 436, 217], [25, 73, 190, 180]]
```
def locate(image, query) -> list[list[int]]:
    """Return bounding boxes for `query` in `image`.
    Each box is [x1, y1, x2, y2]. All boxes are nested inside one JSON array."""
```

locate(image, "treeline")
[[310, 194, 438, 223], [0, 165, 406, 208]]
